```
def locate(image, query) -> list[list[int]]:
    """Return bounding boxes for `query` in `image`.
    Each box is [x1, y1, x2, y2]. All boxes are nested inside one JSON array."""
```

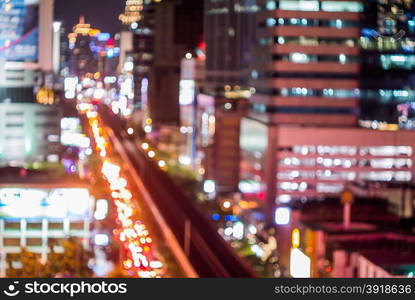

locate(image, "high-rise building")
[[239, 0, 415, 225], [122, 0, 203, 126], [0, 177, 93, 276], [0, 0, 54, 102], [204, 0, 257, 93], [250, 0, 362, 126], [0, 103, 61, 166], [67, 16, 100, 78], [119, 0, 155, 111], [0, 0, 60, 167], [148, 0, 204, 126], [179, 56, 205, 168], [203, 0, 257, 192], [359, 0, 415, 126]]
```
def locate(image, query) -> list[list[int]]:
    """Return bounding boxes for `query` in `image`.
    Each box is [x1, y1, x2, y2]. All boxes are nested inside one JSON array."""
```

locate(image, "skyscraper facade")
[[0, 0, 60, 166], [359, 0, 415, 126], [250, 0, 362, 126], [203, 0, 257, 192], [240, 0, 415, 225]]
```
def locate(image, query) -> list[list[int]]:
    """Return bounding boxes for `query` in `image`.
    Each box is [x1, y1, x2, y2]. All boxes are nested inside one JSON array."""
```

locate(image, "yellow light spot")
[[292, 228, 300, 248]]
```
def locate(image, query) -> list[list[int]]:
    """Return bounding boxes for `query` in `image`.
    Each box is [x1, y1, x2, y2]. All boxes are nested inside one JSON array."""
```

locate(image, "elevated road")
[[100, 106, 256, 277]]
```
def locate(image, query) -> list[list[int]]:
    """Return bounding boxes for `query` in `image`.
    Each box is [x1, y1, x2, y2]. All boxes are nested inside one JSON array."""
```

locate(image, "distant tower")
[[119, 0, 143, 25], [67, 16, 100, 77]]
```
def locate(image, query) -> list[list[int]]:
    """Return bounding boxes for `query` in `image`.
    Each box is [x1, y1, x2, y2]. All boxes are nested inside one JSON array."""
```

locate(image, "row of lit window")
[[278, 181, 352, 193], [274, 52, 355, 64], [265, 0, 364, 13], [279, 157, 412, 169], [360, 36, 415, 52], [263, 17, 358, 28], [259, 36, 356, 47], [259, 35, 415, 56], [277, 169, 412, 183], [380, 54, 415, 70], [362, 89, 415, 102], [255, 87, 359, 98], [276, 183, 344, 201], [290, 145, 413, 156]]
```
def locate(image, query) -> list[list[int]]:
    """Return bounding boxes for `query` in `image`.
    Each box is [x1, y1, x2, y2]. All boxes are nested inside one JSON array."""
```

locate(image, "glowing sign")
[[292, 228, 300, 248], [290, 248, 311, 278], [275, 207, 290, 225], [97, 32, 110, 41], [0, 0, 39, 62], [0, 188, 92, 219], [179, 80, 195, 105]]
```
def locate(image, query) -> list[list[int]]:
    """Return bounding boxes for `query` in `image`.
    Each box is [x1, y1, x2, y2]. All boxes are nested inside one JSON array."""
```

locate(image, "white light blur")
[[275, 207, 291, 225], [93, 88, 106, 99], [94, 199, 109, 220], [251, 244, 264, 257], [104, 76, 117, 84], [232, 222, 244, 240], [149, 261, 163, 269], [248, 225, 257, 235], [124, 61, 134, 72], [141, 143, 149, 150], [290, 248, 311, 278], [224, 227, 233, 236], [179, 80, 195, 105], [144, 125, 152, 133], [0, 188, 91, 219], [94, 234, 109, 246], [178, 155, 191, 165], [203, 180, 216, 193]]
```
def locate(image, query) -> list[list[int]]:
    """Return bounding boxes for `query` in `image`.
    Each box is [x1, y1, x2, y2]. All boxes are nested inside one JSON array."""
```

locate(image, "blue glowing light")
[[212, 213, 220, 221], [107, 49, 114, 58], [225, 215, 238, 222], [97, 33, 110, 41]]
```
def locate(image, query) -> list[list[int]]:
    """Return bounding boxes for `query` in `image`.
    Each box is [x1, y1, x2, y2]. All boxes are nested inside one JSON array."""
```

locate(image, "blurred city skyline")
[[55, 0, 124, 34]]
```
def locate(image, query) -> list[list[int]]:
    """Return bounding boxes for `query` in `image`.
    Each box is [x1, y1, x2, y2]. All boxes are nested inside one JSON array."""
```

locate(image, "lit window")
[[266, 0, 277, 10], [380, 54, 415, 70], [321, 1, 363, 12], [316, 183, 344, 193], [275, 207, 291, 225], [290, 52, 309, 63], [280, 0, 319, 11], [359, 171, 393, 181], [266, 18, 276, 27], [339, 53, 346, 64], [276, 194, 291, 203]]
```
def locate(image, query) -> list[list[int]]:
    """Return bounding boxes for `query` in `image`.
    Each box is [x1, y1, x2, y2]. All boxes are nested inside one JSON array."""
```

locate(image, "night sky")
[[54, 0, 125, 35]]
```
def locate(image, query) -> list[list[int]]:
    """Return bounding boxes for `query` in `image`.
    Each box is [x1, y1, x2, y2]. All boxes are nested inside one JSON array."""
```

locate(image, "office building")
[[0, 175, 93, 276], [67, 16, 100, 77], [203, 0, 257, 192], [179, 56, 205, 167], [122, 0, 203, 126], [0, 103, 61, 166], [251, 0, 362, 126], [0, 0, 60, 167], [240, 0, 415, 228], [359, 0, 415, 126]]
